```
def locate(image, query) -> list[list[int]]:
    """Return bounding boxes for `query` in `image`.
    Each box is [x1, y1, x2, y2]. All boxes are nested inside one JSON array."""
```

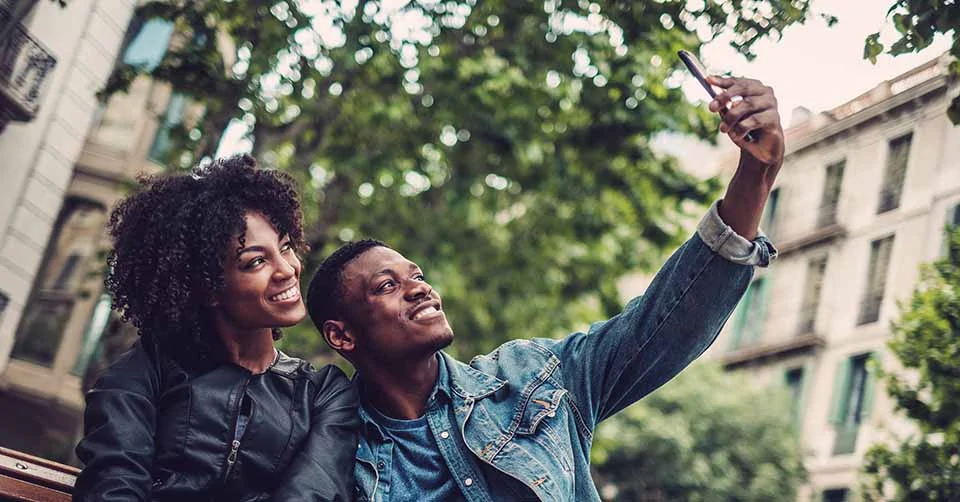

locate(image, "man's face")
[[340, 246, 453, 364]]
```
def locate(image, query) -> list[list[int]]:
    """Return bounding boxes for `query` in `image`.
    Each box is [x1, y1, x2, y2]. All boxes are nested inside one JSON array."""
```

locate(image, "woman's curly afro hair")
[[106, 154, 307, 363]]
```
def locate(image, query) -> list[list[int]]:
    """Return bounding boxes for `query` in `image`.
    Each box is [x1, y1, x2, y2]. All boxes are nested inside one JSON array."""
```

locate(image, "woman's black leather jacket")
[[74, 333, 359, 501]]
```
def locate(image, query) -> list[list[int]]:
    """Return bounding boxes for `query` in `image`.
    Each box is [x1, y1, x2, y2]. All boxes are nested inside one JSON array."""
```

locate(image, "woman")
[[74, 155, 358, 501]]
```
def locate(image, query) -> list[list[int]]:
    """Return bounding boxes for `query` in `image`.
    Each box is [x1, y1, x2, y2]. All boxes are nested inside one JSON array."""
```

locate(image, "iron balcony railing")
[[0, 8, 56, 122]]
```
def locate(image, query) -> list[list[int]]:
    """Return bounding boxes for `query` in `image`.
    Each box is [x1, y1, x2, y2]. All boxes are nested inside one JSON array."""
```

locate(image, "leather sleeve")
[[73, 337, 160, 502], [270, 365, 359, 502]]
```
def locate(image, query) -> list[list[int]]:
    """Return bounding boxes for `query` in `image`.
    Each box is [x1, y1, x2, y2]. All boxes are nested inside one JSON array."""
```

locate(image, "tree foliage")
[[591, 363, 806, 501], [864, 0, 960, 123], [106, 0, 821, 360], [862, 227, 960, 501]]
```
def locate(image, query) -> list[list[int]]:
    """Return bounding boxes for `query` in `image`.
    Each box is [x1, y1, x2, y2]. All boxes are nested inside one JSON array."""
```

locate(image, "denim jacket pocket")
[[512, 386, 573, 474]]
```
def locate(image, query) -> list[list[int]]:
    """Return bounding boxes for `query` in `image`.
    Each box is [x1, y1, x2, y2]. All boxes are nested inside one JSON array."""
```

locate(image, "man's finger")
[[720, 95, 776, 126], [729, 110, 779, 140], [712, 83, 773, 107]]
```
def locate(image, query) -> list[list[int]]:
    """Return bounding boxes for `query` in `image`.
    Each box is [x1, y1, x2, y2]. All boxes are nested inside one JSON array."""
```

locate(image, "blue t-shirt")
[[367, 406, 465, 502]]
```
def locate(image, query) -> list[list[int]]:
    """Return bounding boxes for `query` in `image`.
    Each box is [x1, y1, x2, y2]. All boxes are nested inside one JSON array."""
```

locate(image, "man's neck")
[[359, 353, 441, 420]]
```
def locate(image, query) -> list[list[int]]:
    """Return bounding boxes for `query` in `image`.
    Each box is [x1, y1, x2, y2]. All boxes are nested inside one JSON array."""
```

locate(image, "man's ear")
[[322, 320, 356, 354]]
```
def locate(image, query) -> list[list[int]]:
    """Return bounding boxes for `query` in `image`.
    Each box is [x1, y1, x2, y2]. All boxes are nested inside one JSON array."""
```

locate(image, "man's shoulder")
[[458, 338, 564, 383]]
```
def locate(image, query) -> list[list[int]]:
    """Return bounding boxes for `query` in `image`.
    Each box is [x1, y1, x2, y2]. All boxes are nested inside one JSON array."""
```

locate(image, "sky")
[[659, 0, 952, 175], [697, 0, 951, 121]]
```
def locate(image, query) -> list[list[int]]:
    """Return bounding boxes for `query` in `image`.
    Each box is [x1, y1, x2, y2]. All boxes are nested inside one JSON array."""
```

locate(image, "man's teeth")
[[413, 306, 438, 320], [270, 287, 298, 302]]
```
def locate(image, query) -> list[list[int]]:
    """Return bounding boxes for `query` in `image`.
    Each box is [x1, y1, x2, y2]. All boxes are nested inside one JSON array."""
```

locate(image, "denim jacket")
[[355, 201, 776, 502]]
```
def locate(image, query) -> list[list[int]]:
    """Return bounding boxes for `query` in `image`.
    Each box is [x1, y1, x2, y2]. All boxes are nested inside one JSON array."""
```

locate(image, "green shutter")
[[861, 353, 879, 420], [828, 358, 852, 424], [942, 204, 960, 257], [729, 284, 754, 350], [751, 277, 771, 344], [797, 360, 814, 429]]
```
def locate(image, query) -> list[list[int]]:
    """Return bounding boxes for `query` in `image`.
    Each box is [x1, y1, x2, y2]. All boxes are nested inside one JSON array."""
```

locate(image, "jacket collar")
[[355, 352, 507, 440], [439, 352, 506, 401], [268, 349, 302, 376]]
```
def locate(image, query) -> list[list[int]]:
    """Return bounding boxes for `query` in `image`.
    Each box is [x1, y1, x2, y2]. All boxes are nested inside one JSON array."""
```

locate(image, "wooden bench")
[[0, 448, 76, 501]]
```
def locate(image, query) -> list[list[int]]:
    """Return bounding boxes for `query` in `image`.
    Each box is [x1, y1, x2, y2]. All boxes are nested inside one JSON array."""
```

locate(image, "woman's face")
[[213, 210, 306, 335]]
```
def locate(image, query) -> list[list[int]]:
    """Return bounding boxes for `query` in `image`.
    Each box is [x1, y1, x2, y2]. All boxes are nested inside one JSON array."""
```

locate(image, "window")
[[829, 353, 876, 455], [784, 366, 806, 429], [877, 133, 912, 213], [730, 277, 769, 350], [858, 235, 894, 325], [121, 18, 174, 70], [818, 160, 844, 227], [822, 488, 848, 502], [71, 293, 111, 377], [148, 92, 187, 164], [761, 188, 780, 238], [11, 199, 106, 367], [797, 255, 828, 334], [942, 204, 960, 257]]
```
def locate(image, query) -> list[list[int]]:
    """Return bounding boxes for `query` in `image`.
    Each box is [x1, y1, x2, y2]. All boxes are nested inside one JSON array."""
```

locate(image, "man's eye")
[[376, 280, 396, 292], [414, 274, 425, 281]]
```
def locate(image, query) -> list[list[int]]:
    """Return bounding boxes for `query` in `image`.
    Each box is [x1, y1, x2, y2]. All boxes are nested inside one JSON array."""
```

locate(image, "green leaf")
[[864, 33, 884, 64]]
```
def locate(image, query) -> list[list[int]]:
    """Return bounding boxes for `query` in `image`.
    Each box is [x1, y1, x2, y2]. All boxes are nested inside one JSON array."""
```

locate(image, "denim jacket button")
[[464, 478, 473, 487], [440, 431, 450, 439], [377, 461, 385, 470]]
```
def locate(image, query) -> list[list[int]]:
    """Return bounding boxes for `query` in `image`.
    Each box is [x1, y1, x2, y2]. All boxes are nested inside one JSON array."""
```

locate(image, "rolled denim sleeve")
[[697, 200, 777, 267]]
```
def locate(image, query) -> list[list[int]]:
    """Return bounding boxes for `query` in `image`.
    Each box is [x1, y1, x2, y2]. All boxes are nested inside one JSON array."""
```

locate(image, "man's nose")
[[404, 279, 432, 300]]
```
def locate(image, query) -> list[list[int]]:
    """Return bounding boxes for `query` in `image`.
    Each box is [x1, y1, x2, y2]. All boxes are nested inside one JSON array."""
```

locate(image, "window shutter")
[[798, 360, 814, 430], [745, 277, 770, 345], [828, 358, 852, 424], [729, 285, 753, 351], [860, 353, 879, 420]]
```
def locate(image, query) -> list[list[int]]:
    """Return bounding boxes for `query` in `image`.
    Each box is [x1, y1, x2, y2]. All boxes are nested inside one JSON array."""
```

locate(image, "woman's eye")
[[245, 257, 265, 269], [280, 242, 293, 252]]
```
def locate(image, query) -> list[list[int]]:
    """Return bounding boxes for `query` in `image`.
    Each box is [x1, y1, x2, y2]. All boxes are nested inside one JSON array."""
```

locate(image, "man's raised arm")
[[540, 76, 784, 429]]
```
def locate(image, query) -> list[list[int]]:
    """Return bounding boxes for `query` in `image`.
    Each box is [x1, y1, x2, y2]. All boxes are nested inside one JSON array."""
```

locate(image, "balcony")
[[723, 332, 826, 369], [0, 10, 57, 128]]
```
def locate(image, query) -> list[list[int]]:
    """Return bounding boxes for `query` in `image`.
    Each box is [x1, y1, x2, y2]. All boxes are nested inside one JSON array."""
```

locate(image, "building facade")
[[0, 1, 196, 461], [704, 54, 960, 501]]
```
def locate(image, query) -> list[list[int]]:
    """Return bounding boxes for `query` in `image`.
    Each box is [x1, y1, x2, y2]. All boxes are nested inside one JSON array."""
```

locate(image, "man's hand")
[[707, 76, 785, 170], [706, 76, 785, 240]]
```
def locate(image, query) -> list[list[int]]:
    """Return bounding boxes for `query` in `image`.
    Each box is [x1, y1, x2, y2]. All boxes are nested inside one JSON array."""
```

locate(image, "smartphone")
[[677, 50, 756, 142]]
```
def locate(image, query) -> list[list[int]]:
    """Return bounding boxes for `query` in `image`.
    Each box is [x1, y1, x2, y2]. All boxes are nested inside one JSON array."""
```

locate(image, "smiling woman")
[[73, 155, 359, 502]]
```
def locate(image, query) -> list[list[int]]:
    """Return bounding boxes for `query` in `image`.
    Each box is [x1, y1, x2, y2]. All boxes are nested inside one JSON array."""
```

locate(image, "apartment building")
[[703, 53, 960, 501], [0, 3, 201, 461]]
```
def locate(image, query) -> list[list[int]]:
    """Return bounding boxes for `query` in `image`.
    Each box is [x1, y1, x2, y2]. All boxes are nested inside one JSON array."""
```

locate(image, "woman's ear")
[[322, 320, 356, 354]]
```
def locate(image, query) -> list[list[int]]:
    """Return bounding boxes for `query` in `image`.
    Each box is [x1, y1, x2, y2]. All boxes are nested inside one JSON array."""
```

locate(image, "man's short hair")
[[307, 239, 387, 332]]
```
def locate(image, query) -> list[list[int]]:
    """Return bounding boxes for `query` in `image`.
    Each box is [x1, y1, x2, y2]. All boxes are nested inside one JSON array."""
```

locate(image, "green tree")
[[861, 227, 960, 501], [591, 363, 806, 501], [106, 1, 823, 360], [864, 0, 960, 123]]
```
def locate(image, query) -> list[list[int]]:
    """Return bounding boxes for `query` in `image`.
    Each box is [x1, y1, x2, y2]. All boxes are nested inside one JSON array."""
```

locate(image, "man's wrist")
[[697, 200, 777, 267]]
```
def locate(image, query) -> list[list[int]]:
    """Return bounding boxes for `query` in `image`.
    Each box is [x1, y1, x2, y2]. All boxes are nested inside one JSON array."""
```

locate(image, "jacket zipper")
[[221, 376, 252, 485]]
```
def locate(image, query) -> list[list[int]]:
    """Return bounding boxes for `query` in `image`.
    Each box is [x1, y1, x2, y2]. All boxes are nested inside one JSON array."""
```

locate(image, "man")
[[307, 75, 782, 502]]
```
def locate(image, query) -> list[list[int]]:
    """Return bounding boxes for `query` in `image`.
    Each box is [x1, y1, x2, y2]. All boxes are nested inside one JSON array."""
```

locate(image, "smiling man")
[[307, 75, 782, 502]]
